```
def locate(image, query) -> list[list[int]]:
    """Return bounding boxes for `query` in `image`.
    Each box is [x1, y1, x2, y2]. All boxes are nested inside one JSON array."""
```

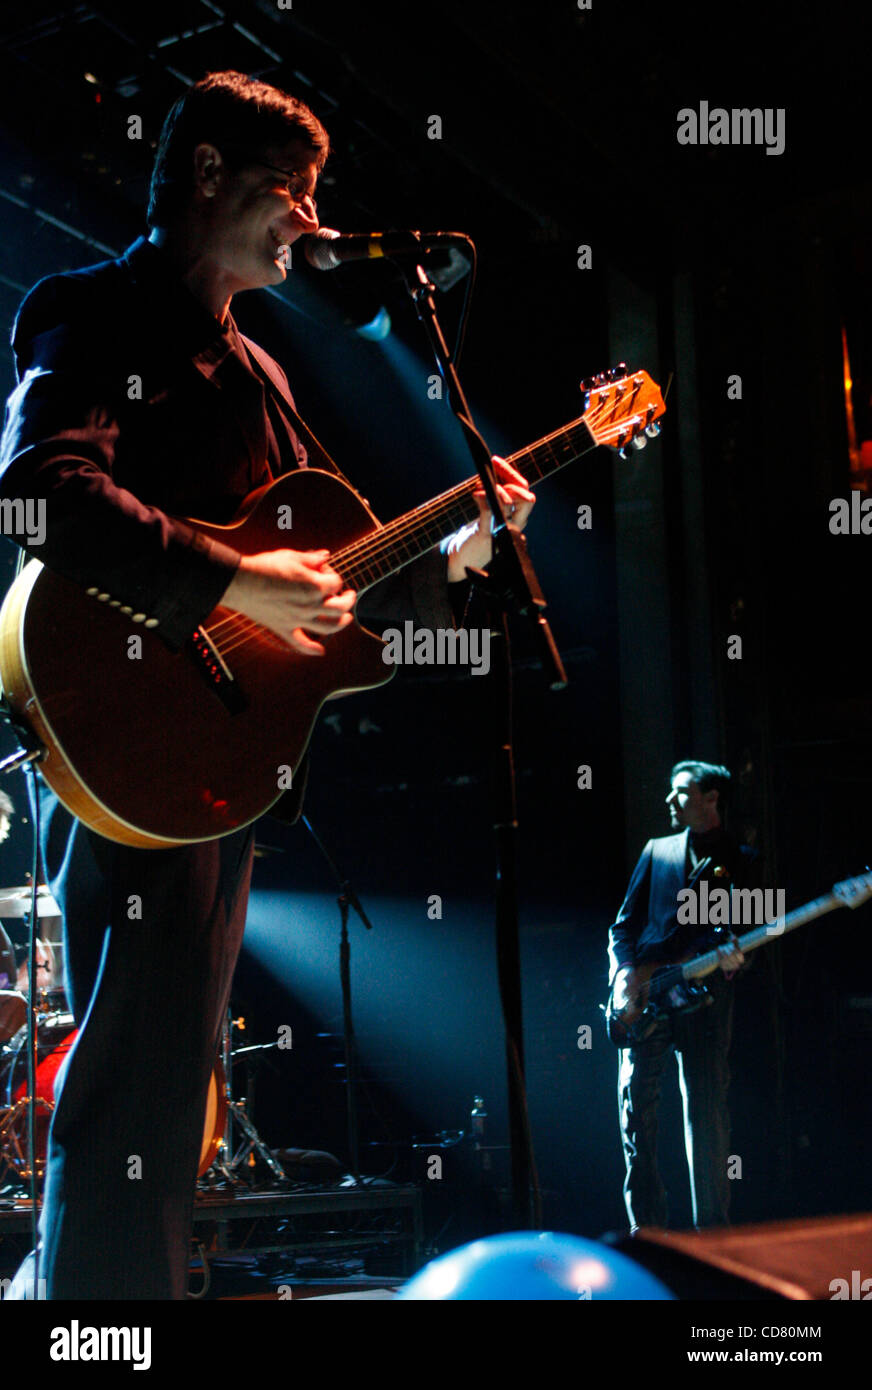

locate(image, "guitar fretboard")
[[683, 892, 843, 981], [330, 416, 595, 592]]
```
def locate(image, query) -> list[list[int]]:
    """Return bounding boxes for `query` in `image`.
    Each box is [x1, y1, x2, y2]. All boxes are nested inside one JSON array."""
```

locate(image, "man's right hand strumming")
[[611, 965, 645, 1024], [221, 548, 356, 655]]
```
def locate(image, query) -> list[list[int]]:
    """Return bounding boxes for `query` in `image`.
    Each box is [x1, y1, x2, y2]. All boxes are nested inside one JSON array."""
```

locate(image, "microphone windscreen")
[[303, 228, 342, 271]]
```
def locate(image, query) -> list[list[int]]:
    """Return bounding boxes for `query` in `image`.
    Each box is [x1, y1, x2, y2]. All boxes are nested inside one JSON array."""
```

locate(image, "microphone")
[[303, 227, 472, 272]]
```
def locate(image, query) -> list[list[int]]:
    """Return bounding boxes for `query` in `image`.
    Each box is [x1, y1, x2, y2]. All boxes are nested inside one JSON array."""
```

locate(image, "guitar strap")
[[240, 335, 369, 505], [686, 854, 712, 890], [236, 332, 365, 829]]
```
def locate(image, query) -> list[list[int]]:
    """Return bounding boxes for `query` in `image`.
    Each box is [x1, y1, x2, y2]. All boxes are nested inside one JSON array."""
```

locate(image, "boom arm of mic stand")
[[301, 815, 373, 930]]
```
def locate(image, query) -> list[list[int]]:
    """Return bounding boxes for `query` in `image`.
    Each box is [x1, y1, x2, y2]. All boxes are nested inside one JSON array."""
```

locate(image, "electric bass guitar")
[[603, 869, 872, 1046], [0, 366, 664, 848]]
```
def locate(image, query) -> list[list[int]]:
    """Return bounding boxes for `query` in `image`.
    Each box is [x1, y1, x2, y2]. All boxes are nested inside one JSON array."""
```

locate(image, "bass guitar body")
[[0, 470, 394, 849], [604, 962, 714, 1048]]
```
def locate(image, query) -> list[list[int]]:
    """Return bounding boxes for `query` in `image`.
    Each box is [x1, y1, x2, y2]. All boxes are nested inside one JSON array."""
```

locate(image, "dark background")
[[0, 0, 869, 1248]]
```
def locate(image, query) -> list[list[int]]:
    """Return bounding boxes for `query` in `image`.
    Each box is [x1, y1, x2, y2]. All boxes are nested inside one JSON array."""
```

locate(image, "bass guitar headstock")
[[580, 365, 666, 458]]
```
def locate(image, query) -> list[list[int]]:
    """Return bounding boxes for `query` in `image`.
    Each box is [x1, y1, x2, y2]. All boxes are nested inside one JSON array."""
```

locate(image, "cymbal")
[[0, 887, 60, 919]]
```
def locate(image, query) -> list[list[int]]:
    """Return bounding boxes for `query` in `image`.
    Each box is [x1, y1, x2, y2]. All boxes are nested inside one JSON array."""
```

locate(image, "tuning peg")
[[617, 447, 628, 460], [609, 363, 627, 381], [631, 434, 647, 450], [581, 372, 607, 392], [644, 422, 661, 438]]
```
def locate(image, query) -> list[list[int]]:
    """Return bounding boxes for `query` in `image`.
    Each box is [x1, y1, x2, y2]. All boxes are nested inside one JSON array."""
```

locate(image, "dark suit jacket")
[[0, 236, 455, 649], [608, 827, 760, 982]]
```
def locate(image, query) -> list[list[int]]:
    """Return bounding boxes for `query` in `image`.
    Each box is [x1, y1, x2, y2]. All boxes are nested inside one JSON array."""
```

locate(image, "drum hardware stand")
[[0, 742, 44, 780], [301, 814, 375, 1186], [206, 1010, 287, 1185]]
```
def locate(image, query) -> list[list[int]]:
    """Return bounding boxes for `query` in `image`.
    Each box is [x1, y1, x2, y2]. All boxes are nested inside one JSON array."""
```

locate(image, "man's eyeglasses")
[[251, 160, 316, 210]]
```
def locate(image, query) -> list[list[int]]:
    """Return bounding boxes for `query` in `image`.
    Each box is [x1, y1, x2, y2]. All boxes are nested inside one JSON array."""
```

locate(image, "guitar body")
[[0, 470, 394, 848], [604, 960, 713, 1048]]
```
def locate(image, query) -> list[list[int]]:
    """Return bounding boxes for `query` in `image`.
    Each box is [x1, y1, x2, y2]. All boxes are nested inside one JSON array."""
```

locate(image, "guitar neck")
[[331, 416, 596, 593], [682, 891, 844, 981]]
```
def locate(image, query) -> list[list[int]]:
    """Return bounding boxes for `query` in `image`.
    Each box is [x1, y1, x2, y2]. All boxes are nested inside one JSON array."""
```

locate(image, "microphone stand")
[[300, 815, 375, 1185], [394, 250, 566, 1230]]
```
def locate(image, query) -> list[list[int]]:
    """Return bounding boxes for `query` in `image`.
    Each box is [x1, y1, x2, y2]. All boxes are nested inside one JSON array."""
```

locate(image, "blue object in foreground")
[[396, 1231, 674, 1300]]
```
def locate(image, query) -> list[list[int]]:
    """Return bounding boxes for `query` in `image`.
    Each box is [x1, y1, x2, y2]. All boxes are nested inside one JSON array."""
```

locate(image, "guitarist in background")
[[0, 70, 533, 1298], [608, 761, 756, 1230]]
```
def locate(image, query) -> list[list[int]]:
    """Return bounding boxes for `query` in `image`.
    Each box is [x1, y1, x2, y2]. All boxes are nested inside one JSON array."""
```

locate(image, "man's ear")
[[192, 143, 223, 198]]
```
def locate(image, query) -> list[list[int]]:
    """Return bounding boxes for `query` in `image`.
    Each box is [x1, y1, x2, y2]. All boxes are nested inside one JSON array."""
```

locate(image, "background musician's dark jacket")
[[608, 826, 760, 984]]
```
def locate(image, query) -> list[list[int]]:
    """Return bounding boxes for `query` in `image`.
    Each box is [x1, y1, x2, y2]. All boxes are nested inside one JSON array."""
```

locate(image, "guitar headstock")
[[580, 365, 666, 457], [833, 870, 872, 910]]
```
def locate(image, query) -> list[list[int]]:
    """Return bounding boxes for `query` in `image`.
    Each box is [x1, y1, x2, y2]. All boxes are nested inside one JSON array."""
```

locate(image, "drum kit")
[[0, 883, 66, 1185], [0, 883, 280, 1190]]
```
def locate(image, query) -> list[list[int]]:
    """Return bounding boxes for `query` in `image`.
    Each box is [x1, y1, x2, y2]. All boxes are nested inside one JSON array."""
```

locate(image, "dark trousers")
[[31, 779, 254, 1299], [617, 975, 733, 1230]]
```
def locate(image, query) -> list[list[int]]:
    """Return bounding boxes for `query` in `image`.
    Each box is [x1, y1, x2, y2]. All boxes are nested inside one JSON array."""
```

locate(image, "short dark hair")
[[670, 760, 731, 811], [0, 789, 13, 818], [147, 70, 330, 229]]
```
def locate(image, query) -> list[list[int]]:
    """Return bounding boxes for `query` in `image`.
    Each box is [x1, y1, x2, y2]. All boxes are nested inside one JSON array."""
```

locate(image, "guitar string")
[[262, 416, 597, 577], [202, 426, 593, 649], [201, 408, 655, 658], [320, 406, 654, 571], [202, 474, 512, 655], [203, 459, 547, 659], [204, 423, 629, 659], [202, 409, 630, 626], [202, 395, 649, 631], [204, 430, 606, 659], [327, 419, 600, 569], [200, 470, 492, 648]]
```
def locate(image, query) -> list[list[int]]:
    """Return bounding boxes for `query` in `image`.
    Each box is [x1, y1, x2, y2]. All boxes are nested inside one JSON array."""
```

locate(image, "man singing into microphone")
[[0, 69, 534, 1299]]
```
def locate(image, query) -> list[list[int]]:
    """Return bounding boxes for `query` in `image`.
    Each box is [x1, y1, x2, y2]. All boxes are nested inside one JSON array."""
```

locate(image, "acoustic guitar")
[[0, 367, 664, 848]]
